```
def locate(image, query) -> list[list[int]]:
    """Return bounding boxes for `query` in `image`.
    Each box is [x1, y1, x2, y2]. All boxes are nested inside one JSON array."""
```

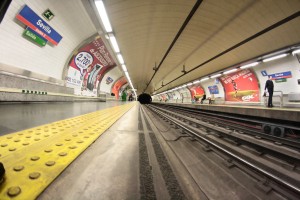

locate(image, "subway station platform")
[[1, 101, 300, 199]]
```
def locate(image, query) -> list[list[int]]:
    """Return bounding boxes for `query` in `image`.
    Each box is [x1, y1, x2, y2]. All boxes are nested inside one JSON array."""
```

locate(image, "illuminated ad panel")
[[219, 69, 260, 102], [66, 36, 116, 96], [188, 85, 205, 99], [112, 77, 127, 99]]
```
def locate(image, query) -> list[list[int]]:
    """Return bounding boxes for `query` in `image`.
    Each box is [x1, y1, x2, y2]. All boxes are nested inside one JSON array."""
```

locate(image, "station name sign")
[[16, 5, 62, 45]]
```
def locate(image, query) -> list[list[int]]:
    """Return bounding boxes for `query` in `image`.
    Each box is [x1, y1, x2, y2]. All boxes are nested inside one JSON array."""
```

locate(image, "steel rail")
[[147, 105, 300, 196], [153, 103, 300, 149]]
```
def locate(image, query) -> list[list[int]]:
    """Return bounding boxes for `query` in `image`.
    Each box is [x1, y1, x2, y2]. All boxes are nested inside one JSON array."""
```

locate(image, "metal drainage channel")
[[147, 105, 300, 198], [0, 103, 135, 200]]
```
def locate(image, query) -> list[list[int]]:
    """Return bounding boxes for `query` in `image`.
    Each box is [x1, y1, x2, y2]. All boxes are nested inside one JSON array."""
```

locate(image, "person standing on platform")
[[264, 76, 274, 107]]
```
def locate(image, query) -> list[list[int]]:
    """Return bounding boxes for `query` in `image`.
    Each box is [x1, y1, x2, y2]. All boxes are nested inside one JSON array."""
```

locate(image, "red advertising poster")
[[188, 85, 205, 99], [219, 69, 260, 102], [66, 35, 116, 96], [112, 77, 127, 99]]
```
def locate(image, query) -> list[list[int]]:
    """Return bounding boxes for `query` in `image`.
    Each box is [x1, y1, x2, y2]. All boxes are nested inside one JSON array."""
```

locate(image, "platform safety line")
[[0, 107, 113, 158], [0, 102, 136, 200]]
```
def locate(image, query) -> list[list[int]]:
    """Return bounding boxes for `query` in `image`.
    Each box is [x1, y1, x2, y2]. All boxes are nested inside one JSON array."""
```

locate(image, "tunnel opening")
[[138, 93, 152, 104]]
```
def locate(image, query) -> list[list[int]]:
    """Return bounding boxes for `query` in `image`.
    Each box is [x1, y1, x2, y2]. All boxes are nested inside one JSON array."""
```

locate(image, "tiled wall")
[[0, 0, 97, 80]]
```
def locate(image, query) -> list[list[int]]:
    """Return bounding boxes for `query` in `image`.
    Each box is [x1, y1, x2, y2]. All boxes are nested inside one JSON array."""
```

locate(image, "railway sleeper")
[[257, 179, 272, 194]]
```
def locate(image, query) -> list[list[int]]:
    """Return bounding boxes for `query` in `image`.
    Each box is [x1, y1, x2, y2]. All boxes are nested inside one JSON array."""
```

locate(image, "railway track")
[[144, 104, 300, 199]]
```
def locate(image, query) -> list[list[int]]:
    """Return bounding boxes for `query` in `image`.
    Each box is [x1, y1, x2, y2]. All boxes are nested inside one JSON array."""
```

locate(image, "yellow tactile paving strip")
[[0, 102, 136, 200]]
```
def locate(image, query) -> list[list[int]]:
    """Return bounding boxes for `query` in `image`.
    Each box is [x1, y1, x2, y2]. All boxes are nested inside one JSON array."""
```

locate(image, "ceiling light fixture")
[[94, 0, 112, 32], [121, 64, 127, 72], [240, 62, 260, 69], [223, 68, 237, 75], [262, 53, 288, 62], [210, 74, 221, 78], [292, 49, 300, 55], [116, 53, 124, 64], [200, 77, 209, 82], [108, 34, 120, 53]]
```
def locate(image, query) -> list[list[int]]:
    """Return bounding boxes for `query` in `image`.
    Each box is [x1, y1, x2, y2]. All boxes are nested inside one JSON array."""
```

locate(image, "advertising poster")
[[112, 77, 127, 99], [160, 94, 169, 102], [188, 85, 205, 99], [219, 69, 260, 102], [66, 35, 116, 96], [208, 85, 219, 94]]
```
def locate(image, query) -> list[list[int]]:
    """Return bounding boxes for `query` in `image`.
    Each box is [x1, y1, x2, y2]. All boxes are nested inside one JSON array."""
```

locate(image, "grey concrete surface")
[[0, 74, 73, 94], [0, 101, 125, 135], [38, 103, 139, 200]]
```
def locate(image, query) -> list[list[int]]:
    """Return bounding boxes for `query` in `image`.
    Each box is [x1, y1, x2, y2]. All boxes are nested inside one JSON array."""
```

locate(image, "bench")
[[201, 97, 215, 104]]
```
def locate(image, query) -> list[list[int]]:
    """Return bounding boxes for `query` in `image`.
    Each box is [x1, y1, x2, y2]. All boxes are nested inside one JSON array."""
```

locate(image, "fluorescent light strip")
[[117, 54, 124, 64], [200, 77, 209, 82], [95, 0, 112, 32], [263, 53, 288, 62], [109, 34, 120, 53], [292, 49, 300, 55], [240, 62, 260, 69], [187, 83, 192, 86], [193, 80, 200, 84], [121, 64, 127, 72], [223, 68, 237, 75], [210, 74, 221, 78]]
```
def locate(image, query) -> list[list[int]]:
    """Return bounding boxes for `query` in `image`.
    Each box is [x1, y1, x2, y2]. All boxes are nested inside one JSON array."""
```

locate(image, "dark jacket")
[[265, 80, 274, 92]]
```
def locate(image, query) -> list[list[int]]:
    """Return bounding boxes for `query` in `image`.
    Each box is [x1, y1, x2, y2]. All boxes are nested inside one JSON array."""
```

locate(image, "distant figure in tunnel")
[[265, 75, 274, 108]]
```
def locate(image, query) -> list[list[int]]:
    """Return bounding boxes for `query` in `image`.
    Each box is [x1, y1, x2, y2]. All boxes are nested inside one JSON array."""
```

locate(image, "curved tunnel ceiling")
[[93, 0, 300, 95]]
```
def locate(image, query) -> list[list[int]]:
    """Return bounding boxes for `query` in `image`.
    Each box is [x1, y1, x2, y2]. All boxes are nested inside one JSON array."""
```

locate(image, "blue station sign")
[[270, 71, 292, 79], [16, 5, 62, 45]]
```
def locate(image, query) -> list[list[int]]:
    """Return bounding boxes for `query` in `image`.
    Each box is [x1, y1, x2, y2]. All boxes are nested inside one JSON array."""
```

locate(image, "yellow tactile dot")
[[35, 133, 41, 135], [44, 149, 53, 153], [31, 156, 40, 161], [29, 172, 41, 179], [26, 136, 31, 138], [7, 186, 21, 197], [44, 135, 49, 137], [6, 136, 12, 139], [22, 142, 29, 146], [76, 140, 84, 143], [72, 134, 78, 137], [65, 138, 71, 141], [1, 144, 8, 147], [14, 139, 21, 142], [18, 133, 23, 136], [84, 136, 89, 138], [9, 147, 16, 151], [34, 138, 40, 141], [69, 146, 77, 149], [58, 152, 67, 156], [55, 143, 63, 146], [45, 161, 55, 166], [13, 166, 24, 171]]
